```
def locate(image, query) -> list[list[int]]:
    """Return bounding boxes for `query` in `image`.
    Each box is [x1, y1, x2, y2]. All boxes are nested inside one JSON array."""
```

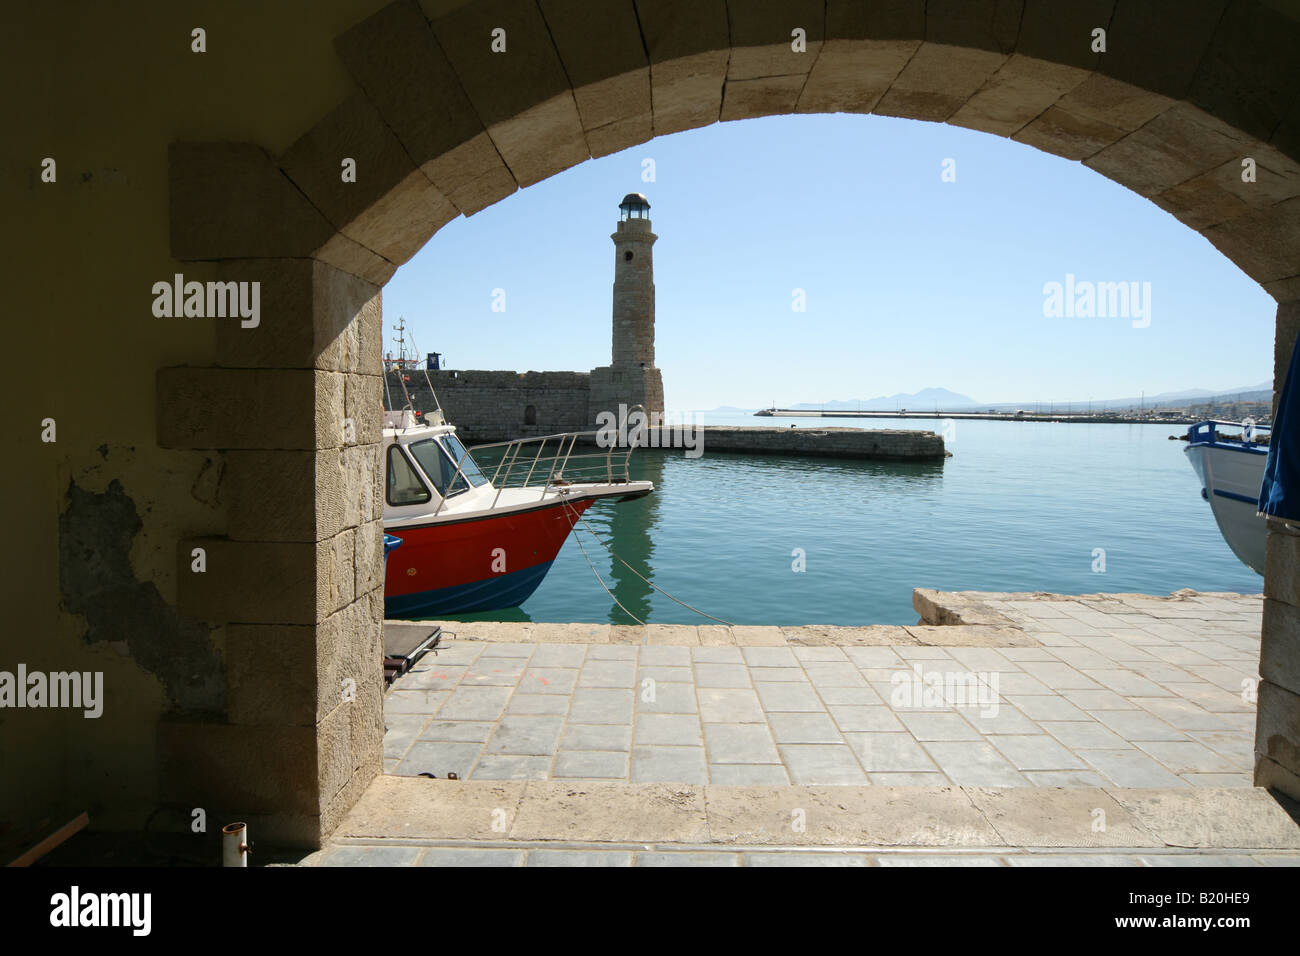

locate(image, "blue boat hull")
[[383, 560, 555, 618]]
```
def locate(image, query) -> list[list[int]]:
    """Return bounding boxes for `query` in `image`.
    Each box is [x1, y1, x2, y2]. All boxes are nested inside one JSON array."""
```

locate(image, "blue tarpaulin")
[[1260, 334, 1300, 520]]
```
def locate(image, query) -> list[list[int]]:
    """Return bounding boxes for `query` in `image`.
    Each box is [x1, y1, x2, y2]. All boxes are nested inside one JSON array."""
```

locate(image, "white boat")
[[1184, 420, 1269, 575]]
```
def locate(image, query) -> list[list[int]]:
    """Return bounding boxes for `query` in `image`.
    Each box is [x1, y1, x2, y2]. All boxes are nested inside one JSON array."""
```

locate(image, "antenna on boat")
[[407, 330, 446, 426]]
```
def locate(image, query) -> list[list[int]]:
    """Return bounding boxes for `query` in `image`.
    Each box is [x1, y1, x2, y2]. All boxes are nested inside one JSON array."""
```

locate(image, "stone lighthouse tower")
[[589, 193, 665, 426]]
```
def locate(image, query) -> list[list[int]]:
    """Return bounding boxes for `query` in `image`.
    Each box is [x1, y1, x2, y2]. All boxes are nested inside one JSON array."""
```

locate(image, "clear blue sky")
[[384, 113, 1276, 412]]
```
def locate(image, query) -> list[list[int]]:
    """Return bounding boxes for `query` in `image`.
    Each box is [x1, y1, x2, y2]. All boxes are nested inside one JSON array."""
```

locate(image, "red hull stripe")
[[384, 499, 594, 598]]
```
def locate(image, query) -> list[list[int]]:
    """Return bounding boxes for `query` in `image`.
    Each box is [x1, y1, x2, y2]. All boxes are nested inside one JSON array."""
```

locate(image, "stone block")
[[177, 534, 356, 625], [797, 39, 917, 115], [949, 54, 1091, 137], [587, 111, 653, 158], [223, 449, 324, 543], [431, 0, 589, 186], [168, 142, 335, 261], [1188, 0, 1300, 144], [1015, 0, 1112, 71], [1054, 72, 1173, 132], [344, 374, 383, 447], [1151, 173, 1251, 232], [925, 0, 1022, 54], [1261, 597, 1300, 698], [157, 367, 344, 451], [638, 0, 730, 135], [1255, 678, 1300, 799], [721, 74, 808, 121], [1085, 102, 1248, 198], [1014, 103, 1128, 161], [1100, 0, 1227, 101], [158, 719, 321, 817], [541, 0, 650, 136], [725, 0, 824, 81], [335, 0, 513, 215], [213, 259, 382, 374], [279, 93, 458, 266], [177, 537, 314, 624], [1203, 195, 1300, 287], [874, 42, 1008, 122], [226, 623, 322, 727]]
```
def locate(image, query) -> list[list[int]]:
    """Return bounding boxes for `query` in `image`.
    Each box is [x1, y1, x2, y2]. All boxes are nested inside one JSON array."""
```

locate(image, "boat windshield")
[[408, 437, 489, 497]]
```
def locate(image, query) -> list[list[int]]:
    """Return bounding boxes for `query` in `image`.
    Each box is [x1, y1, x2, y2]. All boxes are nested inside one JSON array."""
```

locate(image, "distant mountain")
[[780, 382, 1271, 413], [791, 387, 976, 411]]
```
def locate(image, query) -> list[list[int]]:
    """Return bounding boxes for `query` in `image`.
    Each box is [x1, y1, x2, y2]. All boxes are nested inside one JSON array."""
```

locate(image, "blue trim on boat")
[[383, 534, 403, 556], [1212, 488, 1261, 505], [1188, 441, 1269, 456], [384, 561, 554, 617]]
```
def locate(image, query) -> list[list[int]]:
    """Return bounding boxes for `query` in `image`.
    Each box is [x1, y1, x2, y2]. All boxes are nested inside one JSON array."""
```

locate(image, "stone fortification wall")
[[386, 369, 591, 444]]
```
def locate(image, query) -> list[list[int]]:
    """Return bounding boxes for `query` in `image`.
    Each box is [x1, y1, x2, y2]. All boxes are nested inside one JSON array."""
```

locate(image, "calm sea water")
[[440, 413, 1263, 626]]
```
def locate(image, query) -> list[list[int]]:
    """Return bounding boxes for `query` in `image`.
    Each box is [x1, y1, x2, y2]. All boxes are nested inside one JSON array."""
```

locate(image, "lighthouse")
[[589, 192, 665, 426]]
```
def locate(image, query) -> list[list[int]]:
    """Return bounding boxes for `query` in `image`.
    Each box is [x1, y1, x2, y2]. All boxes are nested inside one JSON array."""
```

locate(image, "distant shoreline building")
[[388, 193, 665, 443]]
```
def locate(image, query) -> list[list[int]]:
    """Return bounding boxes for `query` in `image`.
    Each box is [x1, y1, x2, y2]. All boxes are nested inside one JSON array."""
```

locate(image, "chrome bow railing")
[[439, 432, 636, 513]]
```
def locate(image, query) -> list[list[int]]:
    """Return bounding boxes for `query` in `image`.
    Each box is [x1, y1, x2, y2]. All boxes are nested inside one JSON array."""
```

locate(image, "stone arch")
[[162, 0, 1300, 845]]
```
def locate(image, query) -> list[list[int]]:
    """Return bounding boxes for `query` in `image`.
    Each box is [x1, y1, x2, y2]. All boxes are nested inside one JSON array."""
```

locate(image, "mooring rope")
[[561, 497, 735, 626]]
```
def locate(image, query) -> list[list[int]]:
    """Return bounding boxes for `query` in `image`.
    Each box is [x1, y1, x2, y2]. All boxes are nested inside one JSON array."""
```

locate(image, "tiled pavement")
[[384, 594, 1263, 788], [305, 841, 1300, 867]]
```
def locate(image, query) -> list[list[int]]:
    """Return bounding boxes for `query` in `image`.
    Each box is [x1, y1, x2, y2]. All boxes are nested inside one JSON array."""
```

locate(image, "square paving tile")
[[527, 849, 633, 866], [844, 647, 905, 668], [709, 763, 791, 784], [640, 646, 691, 666], [630, 745, 708, 783], [552, 750, 629, 779], [755, 682, 824, 713], [1039, 720, 1129, 749], [693, 647, 744, 664], [769, 713, 844, 745], [844, 733, 937, 773], [438, 685, 513, 721], [579, 659, 637, 688], [1133, 740, 1240, 774], [561, 723, 632, 752], [988, 734, 1087, 771], [803, 662, 867, 686], [779, 744, 869, 784], [698, 688, 766, 723], [506, 694, 569, 715], [636, 713, 704, 746], [518, 667, 578, 695], [1077, 748, 1189, 787], [1091, 709, 1188, 742], [695, 662, 753, 688], [818, 685, 883, 707], [637, 681, 698, 714], [921, 741, 1026, 786], [395, 741, 482, 777], [899, 712, 981, 741], [418, 848, 524, 866], [703, 723, 781, 763], [529, 645, 588, 668], [470, 754, 552, 780], [384, 690, 449, 715], [567, 688, 635, 724], [1007, 695, 1090, 721], [417, 720, 495, 743], [829, 704, 904, 733], [484, 716, 564, 755], [741, 647, 798, 667], [462, 660, 528, 685]]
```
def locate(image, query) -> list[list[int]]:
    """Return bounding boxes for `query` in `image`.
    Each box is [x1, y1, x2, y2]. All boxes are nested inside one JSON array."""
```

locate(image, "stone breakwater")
[[622, 425, 948, 461]]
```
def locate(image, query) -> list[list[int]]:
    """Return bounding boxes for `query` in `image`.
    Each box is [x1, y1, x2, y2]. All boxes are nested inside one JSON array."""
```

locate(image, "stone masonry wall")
[[387, 369, 592, 444]]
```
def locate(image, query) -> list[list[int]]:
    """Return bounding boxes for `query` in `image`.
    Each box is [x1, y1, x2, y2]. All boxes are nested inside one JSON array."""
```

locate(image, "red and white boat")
[[382, 408, 653, 617]]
